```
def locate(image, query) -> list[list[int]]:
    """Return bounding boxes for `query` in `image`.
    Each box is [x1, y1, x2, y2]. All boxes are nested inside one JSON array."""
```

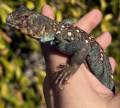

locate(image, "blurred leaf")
[[0, 100, 5, 108], [15, 66, 22, 80], [70, 8, 81, 17], [0, 58, 14, 73], [0, 3, 13, 23], [39, 0, 46, 8], [0, 3, 13, 13], [1, 83, 8, 98], [104, 14, 113, 21], [56, 10, 63, 22], [26, 1, 35, 10], [100, 0, 107, 11]]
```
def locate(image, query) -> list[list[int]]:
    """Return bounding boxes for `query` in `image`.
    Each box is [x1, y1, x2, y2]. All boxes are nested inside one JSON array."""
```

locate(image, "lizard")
[[6, 6, 114, 92]]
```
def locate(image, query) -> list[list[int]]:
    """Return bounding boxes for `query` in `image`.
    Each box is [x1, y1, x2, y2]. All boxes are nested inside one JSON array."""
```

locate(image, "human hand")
[[41, 5, 120, 108]]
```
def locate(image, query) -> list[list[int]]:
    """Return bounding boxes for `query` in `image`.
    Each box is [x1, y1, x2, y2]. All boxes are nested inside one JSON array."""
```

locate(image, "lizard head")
[[7, 6, 55, 41], [7, 6, 32, 34]]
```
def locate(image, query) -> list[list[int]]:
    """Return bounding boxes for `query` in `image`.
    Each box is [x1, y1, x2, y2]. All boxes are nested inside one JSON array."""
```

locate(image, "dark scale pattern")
[[7, 6, 114, 91]]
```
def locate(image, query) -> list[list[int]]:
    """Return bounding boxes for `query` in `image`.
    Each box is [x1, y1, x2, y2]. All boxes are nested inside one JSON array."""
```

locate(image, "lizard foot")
[[53, 64, 74, 89]]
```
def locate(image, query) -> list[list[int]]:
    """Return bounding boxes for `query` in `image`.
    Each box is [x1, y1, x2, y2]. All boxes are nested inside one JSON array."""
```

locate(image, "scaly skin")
[[6, 6, 114, 91]]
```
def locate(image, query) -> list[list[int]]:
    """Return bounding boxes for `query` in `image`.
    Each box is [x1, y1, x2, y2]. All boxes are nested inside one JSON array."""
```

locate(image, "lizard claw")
[[53, 64, 73, 89], [50, 63, 77, 90]]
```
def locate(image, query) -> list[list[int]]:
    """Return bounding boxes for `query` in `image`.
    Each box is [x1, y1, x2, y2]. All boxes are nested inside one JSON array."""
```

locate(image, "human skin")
[[41, 5, 120, 108]]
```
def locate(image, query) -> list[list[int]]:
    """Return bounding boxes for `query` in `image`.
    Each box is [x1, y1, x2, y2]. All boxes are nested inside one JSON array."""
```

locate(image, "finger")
[[109, 57, 116, 73], [41, 4, 55, 19], [75, 9, 102, 33], [96, 32, 112, 49]]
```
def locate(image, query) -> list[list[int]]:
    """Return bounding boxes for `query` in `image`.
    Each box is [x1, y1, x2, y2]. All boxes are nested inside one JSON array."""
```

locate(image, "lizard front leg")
[[53, 42, 90, 89]]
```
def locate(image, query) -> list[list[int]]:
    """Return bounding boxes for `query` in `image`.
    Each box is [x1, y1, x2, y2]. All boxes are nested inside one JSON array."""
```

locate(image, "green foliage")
[[0, 0, 119, 107]]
